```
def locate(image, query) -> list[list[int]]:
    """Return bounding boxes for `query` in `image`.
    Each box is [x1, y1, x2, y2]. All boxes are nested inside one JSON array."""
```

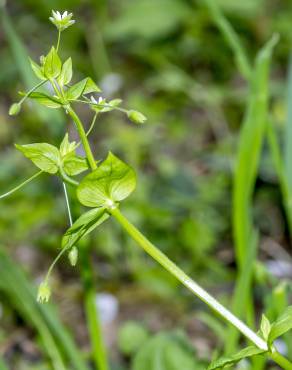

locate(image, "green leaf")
[[66, 78, 100, 101], [43, 46, 62, 79], [57, 57, 72, 86], [260, 314, 271, 341], [59, 133, 76, 157], [62, 208, 109, 249], [15, 143, 60, 174], [29, 58, 46, 81], [118, 321, 149, 356], [207, 346, 267, 370], [77, 152, 136, 208], [83, 77, 101, 94], [28, 92, 62, 109], [268, 306, 292, 346], [63, 154, 88, 176]]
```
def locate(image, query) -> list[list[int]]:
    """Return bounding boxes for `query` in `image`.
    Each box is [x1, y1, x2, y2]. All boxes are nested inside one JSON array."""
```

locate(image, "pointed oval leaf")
[[15, 143, 60, 174], [63, 155, 88, 176], [62, 208, 109, 249], [77, 152, 136, 208], [29, 92, 62, 109], [57, 57, 73, 86], [65, 78, 88, 100], [29, 58, 46, 81], [268, 306, 292, 346], [260, 314, 271, 341], [207, 346, 267, 370], [44, 46, 62, 79]]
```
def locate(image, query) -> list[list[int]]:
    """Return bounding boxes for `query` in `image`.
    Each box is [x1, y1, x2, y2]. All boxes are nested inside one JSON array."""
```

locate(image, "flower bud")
[[127, 110, 147, 124], [9, 103, 21, 116], [37, 281, 51, 303], [68, 246, 78, 266]]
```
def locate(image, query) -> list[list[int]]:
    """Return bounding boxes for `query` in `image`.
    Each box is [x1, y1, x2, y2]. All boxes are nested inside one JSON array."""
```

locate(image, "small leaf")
[[44, 46, 62, 79], [29, 58, 46, 81], [59, 133, 76, 157], [65, 79, 87, 100], [15, 143, 60, 174], [260, 314, 271, 341], [83, 78, 101, 94], [77, 152, 136, 208], [62, 208, 109, 249], [57, 57, 73, 86], [66, 78, 100, 101], [29, 92, 62, 109], [9, 103, 21, 116], [268, 306, 292, 346], [207, 346, 267, 370], [127, 110, 147, 124], [63, 155, 88, 176]]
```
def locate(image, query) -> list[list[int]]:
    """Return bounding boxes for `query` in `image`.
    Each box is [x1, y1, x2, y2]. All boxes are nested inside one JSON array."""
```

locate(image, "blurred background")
[[0, 0, 292, 369]]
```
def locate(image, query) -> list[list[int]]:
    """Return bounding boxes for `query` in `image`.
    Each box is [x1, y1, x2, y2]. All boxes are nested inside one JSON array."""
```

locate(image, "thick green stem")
[[270, 351, 292, 370], [67, 107, 97, 171], [109, 207, 267, 351]]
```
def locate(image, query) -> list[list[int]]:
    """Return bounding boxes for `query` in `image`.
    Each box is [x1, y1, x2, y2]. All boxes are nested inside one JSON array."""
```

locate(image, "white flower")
[[91, 96, 105, 105], [49, 10, 75, 31]]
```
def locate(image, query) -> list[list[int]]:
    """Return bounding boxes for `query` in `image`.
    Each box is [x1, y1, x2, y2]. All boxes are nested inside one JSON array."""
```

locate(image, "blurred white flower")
[[49, 10, 75, 31]]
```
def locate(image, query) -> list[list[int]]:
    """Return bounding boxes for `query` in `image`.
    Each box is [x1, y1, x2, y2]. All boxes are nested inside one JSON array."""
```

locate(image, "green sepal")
[[268, 306, 292, 346], [77, 152, 136, 208]]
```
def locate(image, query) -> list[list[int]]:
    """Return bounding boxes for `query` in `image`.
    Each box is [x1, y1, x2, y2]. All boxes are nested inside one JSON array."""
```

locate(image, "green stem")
[[20, 80, 47, 104], [67, 107, 108, 370], [109, 207, 267, 351], [270, 351, 292, 370], [56, 30, 61, 52], [59, 166, 79, 186], [0, 170, 43, 199], [67, 107, 97, 170]]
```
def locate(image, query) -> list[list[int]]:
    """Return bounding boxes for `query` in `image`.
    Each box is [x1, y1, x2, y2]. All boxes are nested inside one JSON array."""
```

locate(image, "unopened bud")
[[9, 103, 21, 116], [37, 281, 51, 303], [127, 110, 147, 124], [68, 246, 78, 266]]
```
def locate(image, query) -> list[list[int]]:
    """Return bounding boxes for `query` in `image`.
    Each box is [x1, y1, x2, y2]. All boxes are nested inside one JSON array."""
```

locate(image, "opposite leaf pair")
[[15, 134, 88, 176], [62, 152, 137, 249]]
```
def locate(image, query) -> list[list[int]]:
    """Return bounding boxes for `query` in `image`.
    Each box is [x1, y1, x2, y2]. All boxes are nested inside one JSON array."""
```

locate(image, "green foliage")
[[43, 46, 62, 79], [62, 208, 109, 249], [15, 143, 60, 174], [268, 306, 292, 347], [118, 321, 149, 356], [57, 57, 73, 86], [207, 346, 267, 370], [77, 152, 136, 208], [65, 77, 100, 100]]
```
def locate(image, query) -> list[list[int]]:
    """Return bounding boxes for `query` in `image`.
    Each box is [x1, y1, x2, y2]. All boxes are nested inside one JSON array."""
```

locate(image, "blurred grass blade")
[[0, 357, 9, 370], [0, 248, 89, 370], [284, 52, 292, 190], [233, 35, 278, 267], [0, 7, 63, 135], [201, 0, 251, 80], [225, 231, 258, 354], [267, 119, 292, 233]]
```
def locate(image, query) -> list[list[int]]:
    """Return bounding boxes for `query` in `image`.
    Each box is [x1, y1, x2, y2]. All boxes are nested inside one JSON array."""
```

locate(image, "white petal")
[[90, 96, 97, 104], [56, 11, 62, 20], [63, 11, 68, 18], [98, 97, 103, 103]]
